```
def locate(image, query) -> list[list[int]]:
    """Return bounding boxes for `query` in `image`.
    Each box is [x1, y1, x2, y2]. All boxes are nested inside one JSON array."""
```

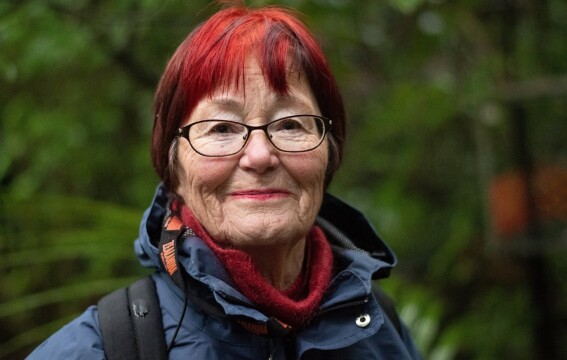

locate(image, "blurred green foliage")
[[1, 0, 566, 359]]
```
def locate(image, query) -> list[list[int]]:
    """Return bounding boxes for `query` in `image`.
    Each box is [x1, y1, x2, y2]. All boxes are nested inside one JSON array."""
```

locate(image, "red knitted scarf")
[[178, 204, 333, 328]]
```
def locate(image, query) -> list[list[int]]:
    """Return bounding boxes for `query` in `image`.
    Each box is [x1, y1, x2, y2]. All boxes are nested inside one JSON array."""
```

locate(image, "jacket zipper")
[[315, 296, 369, 317], [316, 217, 370, 255]]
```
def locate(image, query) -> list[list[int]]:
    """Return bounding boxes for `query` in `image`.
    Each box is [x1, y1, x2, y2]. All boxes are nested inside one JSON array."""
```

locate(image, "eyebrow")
[[207, 93, 313, 111], [207, 98, 241, 110]]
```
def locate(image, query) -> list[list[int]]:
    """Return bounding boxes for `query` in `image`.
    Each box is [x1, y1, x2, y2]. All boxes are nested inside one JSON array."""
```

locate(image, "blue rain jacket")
[[28, 185, 422, 359]]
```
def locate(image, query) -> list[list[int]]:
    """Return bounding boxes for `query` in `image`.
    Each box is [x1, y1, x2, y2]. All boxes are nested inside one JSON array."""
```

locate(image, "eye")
[[190, 120, 245, 140], [208, 122, 241, 134], [281, 119, 302, 130], [272, 118, 306, 132]]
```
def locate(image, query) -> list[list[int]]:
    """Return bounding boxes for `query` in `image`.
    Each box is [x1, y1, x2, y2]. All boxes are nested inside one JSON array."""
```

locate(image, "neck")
[[242, 237, 306, 290]]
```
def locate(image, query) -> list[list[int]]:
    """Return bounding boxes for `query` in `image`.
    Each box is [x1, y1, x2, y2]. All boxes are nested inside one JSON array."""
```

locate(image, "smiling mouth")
[[229, 189, 291, 200]]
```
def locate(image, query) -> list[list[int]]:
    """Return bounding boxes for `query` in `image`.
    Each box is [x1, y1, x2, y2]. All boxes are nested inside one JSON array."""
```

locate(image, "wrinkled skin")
[[175, 58, 328, 289]]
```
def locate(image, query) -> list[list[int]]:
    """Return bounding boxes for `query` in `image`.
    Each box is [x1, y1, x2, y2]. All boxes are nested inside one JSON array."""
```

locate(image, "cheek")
[[175, 148, 233, 200], [288, 147, 328, 192]]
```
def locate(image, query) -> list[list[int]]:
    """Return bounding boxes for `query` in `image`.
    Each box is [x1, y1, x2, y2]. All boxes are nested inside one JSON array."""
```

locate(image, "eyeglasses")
[[177, 115, 332, 157]]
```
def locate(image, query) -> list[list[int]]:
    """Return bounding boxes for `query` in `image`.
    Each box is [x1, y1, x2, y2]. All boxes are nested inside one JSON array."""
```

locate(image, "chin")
[[227, 217, 304, 246]]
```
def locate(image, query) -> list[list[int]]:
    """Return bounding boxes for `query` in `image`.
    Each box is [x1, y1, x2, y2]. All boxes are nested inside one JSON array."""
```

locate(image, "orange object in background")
[[489, 165, 567, 238]]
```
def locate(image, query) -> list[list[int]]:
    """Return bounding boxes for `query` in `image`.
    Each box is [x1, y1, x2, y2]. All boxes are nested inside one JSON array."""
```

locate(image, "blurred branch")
[[497, 75, 567, 101]]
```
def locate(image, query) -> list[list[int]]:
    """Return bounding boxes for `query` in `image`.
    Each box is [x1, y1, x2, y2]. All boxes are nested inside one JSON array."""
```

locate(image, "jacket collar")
[[318, 192, 397, 279]]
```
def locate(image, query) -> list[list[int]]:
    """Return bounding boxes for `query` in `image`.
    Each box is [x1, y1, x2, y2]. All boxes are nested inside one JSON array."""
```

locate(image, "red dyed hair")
[[152, 4, 346, 190]]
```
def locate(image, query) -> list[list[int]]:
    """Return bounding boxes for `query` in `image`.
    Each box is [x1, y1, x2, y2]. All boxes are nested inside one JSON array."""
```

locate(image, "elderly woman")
[[28, 4, 421, 360]]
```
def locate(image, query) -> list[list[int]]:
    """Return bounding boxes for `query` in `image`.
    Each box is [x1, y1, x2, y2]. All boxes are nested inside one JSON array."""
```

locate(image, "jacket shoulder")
[[26, 306, 105, 360]]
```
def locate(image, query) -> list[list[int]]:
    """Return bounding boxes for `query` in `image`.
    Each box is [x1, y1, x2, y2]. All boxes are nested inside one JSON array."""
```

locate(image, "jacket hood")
[[134, 184, 397, 279], [134, 184, 168, 270]]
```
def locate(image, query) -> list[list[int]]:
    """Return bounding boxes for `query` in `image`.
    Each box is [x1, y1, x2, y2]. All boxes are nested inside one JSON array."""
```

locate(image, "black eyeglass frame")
[[176, 114, 332, 157]]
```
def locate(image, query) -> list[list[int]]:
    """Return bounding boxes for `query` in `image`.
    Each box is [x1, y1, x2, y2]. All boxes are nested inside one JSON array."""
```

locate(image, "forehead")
[[201, 57, 316, 109], [212, 56, 305, 95]]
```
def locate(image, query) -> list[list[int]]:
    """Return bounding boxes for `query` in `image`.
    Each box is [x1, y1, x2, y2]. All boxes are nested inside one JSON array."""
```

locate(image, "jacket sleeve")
[[26, 306, 106, 360]]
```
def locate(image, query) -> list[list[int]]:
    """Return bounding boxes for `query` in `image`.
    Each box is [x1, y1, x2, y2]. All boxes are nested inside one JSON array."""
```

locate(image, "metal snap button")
[[355, 313, 371, 328]]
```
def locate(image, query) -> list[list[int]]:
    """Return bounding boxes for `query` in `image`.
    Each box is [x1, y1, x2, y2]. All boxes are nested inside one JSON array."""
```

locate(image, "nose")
[[239, 130, 280, 173]]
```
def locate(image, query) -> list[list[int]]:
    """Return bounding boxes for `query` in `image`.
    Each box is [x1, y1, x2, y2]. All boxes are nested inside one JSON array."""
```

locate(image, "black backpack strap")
[[98, 276, 168, 360], [372, 286, 403, 339]]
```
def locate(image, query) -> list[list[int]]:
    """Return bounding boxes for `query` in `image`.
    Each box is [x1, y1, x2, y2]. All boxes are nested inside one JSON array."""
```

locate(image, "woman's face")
[[175, 58, 328, 250]]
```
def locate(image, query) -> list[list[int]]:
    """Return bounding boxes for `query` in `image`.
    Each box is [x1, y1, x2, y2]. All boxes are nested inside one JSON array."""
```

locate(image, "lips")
[[229, 189, 291, 199]]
